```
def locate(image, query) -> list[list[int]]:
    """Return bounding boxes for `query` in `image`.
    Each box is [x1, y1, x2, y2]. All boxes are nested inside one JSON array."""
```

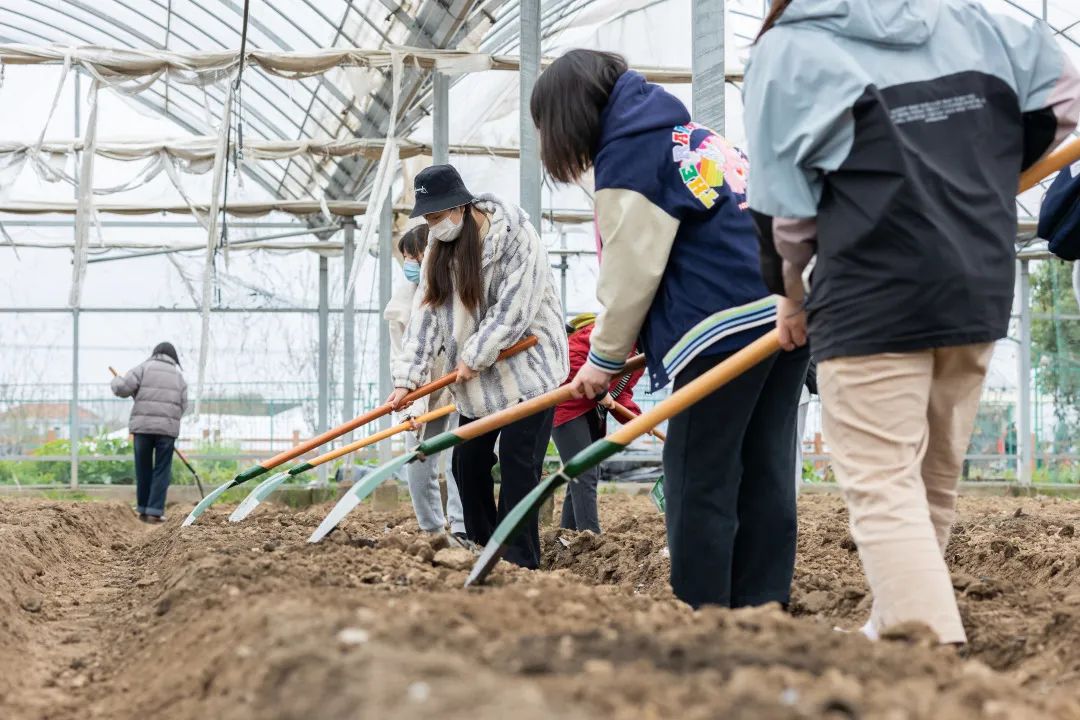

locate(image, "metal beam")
[[692, 0, 726, 131], [519, 0, 542, 224], [70, 309, 80, 489], [377, 191, 394, 463], [0, 307, 380, 314], [86, 225, 340, 264], [432, 72, 450, 166], [317, 233, 330, 484], [0, 220, 305, 229], [343, 219, 356, 443], [1017, 259, 1033, 486]]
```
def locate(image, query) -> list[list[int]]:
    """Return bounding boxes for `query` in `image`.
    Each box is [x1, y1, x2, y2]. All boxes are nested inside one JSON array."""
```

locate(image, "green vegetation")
[[0, 436, 244, 486], [1031, 260, 1080, 451]]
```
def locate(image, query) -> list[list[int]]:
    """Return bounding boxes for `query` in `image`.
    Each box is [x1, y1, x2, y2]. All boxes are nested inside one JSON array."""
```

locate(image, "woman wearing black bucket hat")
[[388, 164, 569, 569]]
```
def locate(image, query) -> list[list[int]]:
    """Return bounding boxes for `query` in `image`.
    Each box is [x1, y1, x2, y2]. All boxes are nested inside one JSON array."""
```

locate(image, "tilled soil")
[[2, 492, 1080, 719]]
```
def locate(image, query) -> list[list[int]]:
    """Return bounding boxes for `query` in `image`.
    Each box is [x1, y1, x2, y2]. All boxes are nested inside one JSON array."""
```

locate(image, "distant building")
[[0, 403, 104, 454]]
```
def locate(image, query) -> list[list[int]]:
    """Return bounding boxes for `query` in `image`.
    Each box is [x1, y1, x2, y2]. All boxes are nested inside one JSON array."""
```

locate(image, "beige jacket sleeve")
[[587, 188, 680, 373]]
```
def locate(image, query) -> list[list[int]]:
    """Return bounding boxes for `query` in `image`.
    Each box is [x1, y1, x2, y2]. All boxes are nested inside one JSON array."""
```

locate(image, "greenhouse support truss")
[[0, 0, 1076, 488]]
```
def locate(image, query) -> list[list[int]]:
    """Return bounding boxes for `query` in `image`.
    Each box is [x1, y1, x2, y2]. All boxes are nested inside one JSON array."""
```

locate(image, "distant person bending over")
[[111, 342, 188, 523], [552, 313, 642, 534], [384, 224, 468, 545]]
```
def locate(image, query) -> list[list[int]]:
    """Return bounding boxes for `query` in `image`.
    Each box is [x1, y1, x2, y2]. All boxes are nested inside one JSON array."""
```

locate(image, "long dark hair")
[[398, 224, 428, 258], [756, 0, 792, 41], [153, 341, 180, 367], [422, 206, 484, 312], [530, 49, 629, 183]]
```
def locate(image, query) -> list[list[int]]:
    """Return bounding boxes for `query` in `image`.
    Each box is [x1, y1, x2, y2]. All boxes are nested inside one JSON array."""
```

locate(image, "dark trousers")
[[664, 345, 809, 609], [133, 433, 175, 517], [452, 408, 555, 569], [552, 410, 606, 533]]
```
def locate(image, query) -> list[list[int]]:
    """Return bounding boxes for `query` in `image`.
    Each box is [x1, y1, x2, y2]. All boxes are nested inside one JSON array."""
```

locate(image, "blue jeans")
[[133, 433, 175, 517]]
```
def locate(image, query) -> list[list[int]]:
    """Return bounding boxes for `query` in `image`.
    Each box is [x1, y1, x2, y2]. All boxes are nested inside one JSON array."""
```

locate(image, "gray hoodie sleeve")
[[110, 363, 144, 399], [179, 376, 188, 416], [990, 14, 1080, 163], [743, 31, 862, 299]]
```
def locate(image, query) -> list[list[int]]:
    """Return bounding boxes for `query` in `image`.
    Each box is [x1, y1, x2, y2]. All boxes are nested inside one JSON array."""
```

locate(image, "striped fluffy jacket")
[[392, 195, 569, 418]]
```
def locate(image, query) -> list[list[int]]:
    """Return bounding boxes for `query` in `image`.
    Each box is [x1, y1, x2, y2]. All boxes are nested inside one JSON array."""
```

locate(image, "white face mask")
[[429, 208, 464, 242]]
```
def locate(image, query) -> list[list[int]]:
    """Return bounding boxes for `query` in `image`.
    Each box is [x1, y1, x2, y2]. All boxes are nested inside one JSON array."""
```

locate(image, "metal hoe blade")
[[181, 480, 236, 527], [465, 472, 569, 587], [229, 471, 291, 523], [307, 452, 417, 543]]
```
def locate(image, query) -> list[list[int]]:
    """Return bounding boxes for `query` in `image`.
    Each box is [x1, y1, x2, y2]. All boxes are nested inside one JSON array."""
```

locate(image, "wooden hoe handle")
[[453, 354, 648, 443], [1019, 136, 1080, 194], [257, 336, 537, 470]]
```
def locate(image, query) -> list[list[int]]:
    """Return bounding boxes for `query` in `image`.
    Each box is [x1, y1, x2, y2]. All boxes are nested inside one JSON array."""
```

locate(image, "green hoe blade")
[[464, 471, 569, 587], [649, 476, 666, 513], [229, 470, 293, 523], [182, 480, 237, 527], [181, 464, 268, 527], [307, 451, 417, 543], [465, 438, 625, 586]]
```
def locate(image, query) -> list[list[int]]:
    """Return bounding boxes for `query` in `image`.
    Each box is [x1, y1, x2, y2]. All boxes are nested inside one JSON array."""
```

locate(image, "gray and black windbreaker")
[[743, 0, 1080, 361]]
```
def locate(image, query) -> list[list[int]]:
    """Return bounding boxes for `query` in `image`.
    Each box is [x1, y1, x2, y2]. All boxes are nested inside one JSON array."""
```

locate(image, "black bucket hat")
[[409, 164, 475, 218]]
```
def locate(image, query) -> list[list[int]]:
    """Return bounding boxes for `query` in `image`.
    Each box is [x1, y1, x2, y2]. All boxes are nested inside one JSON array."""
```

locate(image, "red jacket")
[[554, 324, 642, 428]]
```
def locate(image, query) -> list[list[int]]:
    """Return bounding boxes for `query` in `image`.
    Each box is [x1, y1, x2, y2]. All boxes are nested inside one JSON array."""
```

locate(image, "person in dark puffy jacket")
[[111, 342, 188, 522]]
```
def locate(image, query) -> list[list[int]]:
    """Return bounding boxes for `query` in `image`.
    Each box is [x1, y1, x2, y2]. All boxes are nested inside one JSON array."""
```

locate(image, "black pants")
[[133, 433, 175, 517], [552, 410, 606, 533], [664, 345, 809, 609], [452, 408, 555, 569]]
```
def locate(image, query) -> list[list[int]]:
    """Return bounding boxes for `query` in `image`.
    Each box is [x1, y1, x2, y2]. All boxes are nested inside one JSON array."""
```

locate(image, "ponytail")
[[755, 0, 793, 42]]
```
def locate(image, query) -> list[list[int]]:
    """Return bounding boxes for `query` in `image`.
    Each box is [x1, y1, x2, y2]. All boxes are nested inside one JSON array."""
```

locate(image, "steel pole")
[[433, 73, 450, 166], [70, 309, 79, 489], [378, 192, 394, 463], [317, 240, 329, 485], [343, 220, 356, 444], [519, 0, 542, 224], [70, 68, 81, 490], [692, 0, 726, 132], [1018, 259, 1033, 485]]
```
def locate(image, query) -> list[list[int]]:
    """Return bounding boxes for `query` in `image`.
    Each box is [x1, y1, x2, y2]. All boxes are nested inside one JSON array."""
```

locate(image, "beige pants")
[[819, 343, 993, 644]]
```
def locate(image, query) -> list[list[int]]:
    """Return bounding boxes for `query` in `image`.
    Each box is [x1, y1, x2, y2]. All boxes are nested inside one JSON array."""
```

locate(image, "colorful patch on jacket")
[[671, 123, 749, 209]]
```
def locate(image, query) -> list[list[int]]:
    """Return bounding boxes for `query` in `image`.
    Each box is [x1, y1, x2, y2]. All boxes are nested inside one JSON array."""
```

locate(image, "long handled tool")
[[307, 354, 649, 543], [228, 404, 455, 522], [465, 330, 782, 585], [605, 399, 666, 441], [604, 398, 667, 507], [460, 136, 1080, 585], [110, 366, 205, 499], [1019, 136, 1080, 194], [182, 336, 537, 526], [172, 447, 206, 499]]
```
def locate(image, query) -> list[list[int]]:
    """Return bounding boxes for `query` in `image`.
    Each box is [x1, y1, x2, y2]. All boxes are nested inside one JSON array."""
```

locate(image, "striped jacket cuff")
[[587, 350, 626, 374]]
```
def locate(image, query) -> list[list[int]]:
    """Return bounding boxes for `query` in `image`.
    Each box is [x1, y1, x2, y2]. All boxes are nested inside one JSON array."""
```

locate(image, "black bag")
[[1038, 164, 1080, 261]]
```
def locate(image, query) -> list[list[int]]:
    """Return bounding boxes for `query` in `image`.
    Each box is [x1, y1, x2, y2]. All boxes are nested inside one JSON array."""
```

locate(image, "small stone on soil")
[[407, 681, 430, 703], [18, 592, 43, 613], [337, 627, 370, 646], [433, 548, 473, 571]]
